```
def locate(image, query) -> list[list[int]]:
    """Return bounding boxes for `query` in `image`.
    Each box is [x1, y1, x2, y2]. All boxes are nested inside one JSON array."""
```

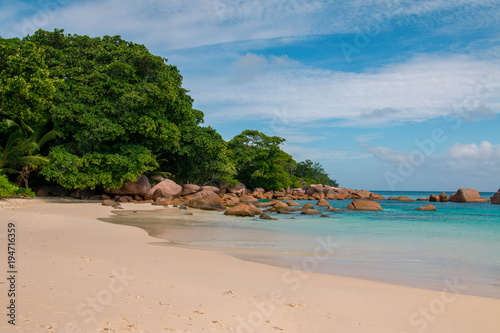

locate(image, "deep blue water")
[[103, 191, 500, 299]]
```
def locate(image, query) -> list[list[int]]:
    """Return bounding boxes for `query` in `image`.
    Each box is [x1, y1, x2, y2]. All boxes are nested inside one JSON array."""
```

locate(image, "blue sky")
[[2, 0, 499, 191]]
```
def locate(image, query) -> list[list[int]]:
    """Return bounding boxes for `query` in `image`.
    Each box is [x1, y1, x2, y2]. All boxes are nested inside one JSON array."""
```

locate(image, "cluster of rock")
[[96, 175, 499, 213]]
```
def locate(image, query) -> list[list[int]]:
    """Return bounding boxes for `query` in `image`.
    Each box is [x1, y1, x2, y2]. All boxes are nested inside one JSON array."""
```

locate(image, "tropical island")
[[1, 29, 500, 333], [0, 29, 338, 200]]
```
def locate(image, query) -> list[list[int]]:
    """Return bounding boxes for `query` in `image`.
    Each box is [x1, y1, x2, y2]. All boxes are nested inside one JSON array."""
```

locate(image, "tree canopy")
[[0, 30, 337, 195]]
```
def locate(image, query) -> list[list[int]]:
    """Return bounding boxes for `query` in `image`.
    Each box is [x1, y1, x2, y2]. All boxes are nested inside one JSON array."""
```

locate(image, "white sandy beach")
[[1, 198, 499, 333]]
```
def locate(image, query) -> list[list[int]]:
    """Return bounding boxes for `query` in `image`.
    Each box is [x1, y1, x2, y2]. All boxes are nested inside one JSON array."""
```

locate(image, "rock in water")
[[491, 189, 500, 204], [346, 200, 383, 211], [301, 209, 321, 215], [416, 204, 437, 211], [449, 188, 488, 203], [316, 198, 330, 207], [224, 204, 255, 217]]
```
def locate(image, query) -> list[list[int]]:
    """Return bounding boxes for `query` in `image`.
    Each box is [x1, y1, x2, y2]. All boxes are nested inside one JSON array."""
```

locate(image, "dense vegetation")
[[0, 29, 337, 196]]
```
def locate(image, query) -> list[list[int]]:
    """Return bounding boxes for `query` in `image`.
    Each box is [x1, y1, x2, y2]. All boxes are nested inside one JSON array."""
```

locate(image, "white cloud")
[[360, 144, 411, 166], [191, 53, 500, 127], [448, 141, 500, 160], [4, 0, 499, 50]]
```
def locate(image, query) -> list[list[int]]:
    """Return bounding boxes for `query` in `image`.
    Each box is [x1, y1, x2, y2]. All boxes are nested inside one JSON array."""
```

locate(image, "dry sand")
[[0, 198, 499, 333]]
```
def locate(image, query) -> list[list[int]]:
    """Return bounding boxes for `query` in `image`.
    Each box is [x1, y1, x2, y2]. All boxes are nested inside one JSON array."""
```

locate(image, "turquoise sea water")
[[102, 191, 500, 299]]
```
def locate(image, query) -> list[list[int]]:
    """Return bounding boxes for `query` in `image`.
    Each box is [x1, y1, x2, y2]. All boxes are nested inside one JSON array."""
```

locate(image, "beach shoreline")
[[1, 198, 499, 332]]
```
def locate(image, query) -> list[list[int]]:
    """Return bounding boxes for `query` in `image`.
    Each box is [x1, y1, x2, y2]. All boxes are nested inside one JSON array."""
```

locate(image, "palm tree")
[[0, 120, 60, 188]]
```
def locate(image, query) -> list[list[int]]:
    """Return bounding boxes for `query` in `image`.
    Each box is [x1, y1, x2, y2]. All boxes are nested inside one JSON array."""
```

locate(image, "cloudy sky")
[[2, 0, 499, 191]]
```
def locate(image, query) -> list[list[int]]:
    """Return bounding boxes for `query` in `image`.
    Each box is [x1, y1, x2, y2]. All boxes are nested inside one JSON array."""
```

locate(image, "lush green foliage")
[[292, 159, 339, 187], [0, 37, 59, 133], [0, 173, 34, 198], [1, 29, 234, 190], [0, 30, 337, 193], [41, 145, 158, 190], [228, 130, 294, 190]]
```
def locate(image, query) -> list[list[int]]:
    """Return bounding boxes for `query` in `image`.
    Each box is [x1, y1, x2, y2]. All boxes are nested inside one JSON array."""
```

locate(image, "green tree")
[[0, 121, 60, 188], [21, 29, 233, 189], [0, 37, 59, 134], [293, 159, 338, 187], [228, 130, 294, 190]]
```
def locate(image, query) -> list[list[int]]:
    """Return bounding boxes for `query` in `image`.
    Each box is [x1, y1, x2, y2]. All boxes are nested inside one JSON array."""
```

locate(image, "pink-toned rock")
[[228, 182, 248, 195], [273, 201, 289, 210], [396, 196, 415, 202], [145, 179, 182, 201], [327, 206, 341, 212], [106, 174, 151, 198], [304, 184, 324, 199], [449, 188, 488, 203], [182, 184, 200, 196], [186, 190, 224, 210], [200, 186, 220, 193], [416, 204, 436, 211], [262, 191, 274, 199], [253, 188, 265, 197], [369, 193, 385, 201], [316, 198, 330, 207], [491, 189, 500, 204], [346, 200, 383, 211], [291, 188, 305, 195], [429, 194, 440, 202], [301, 209, 322, 215], [285, 201, 301, 207], [239, 195, 258, 203], [301, 203, 315, 210], [254, 200, 280, 207], [224, 204, 255, 217], [355, 190, 372, 199], [248, 204, 264, 215]]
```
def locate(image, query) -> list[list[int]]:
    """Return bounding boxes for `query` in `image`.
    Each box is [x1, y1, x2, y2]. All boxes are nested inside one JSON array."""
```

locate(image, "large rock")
[[346, 200, 383, 211], [416, 204, 436, 211], [285, 201, 301, 207], [253, 188, 265, 197], [395, 196, 415, 202], [316, 198, 330, 207], [429, 194, 440, 202], [228, 182, 248, 196], [200, 186, 220, 193], [439, 192, 448, 202], [182, 184, 200, 196], [186, 190, 224, 210], [369, 193, 385, 201], [301, 209, 322, 215], [106, 174, 151, 198], [449, 188, 488, 203], [145, 179, 182, 201], [304, 184, 324, 199], [224, 204, 255, 217], [273, 201, 289, 210], [254, 200, 280, 207], [301, 203, 315, 210], [491, 189, 500, 204], [239, 195, 258, 203]]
